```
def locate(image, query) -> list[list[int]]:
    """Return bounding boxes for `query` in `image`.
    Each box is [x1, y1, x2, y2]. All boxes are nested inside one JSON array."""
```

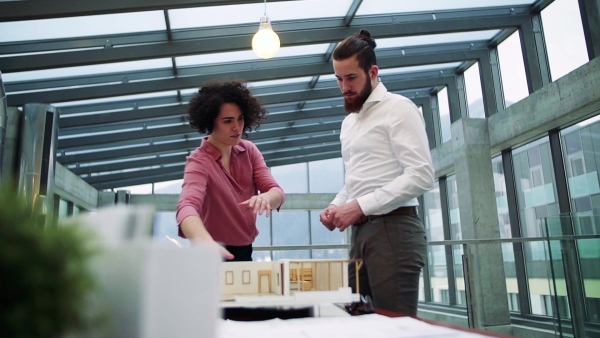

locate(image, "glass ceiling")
[[356, 0, 535, 15], [0, 0, 541, 189]]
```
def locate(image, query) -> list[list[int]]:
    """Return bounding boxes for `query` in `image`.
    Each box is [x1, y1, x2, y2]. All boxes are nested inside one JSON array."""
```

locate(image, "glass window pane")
[[576, 233, 600, 324], [271, 163, 308, 193], [376, 30, 500, 49], [424, 181, 443, 242], [153, 179, 183, 194], [419, 272, 425, 302], [492, 156, 519, 312], [446, 175, 465, 306], [249, 77, 313, 88], [541, 0, 589, 81], [273, 250, 310, 260], [58, 199, 68, 219], [0, 11, 166, 43], [464, 62, 485, 118], [447, 175, 462, 240], [169, 0, 353, 29], [254, 214, 271, 247], [357, 0, 534, 15], [113, 183, 153, 194], [454, 244, 466, 307], [272, 210, 309, 246], [492, 156, 512, 239], [498, 31, 529, 108], [312, 249, 348, 259], [561, 117, 600, 213], [512, 137, 561, 317], [153, 211, 190, 248], [378, 63, 461, 77], [438, 87, 451, 143], [423, 181, 449, 303], [308, 158, 344, 193], [512, 137, 559, 238], [429, 245, 449, 304], [502, 243, 519, 312], [52, 90, 179, 108], [3, 59, 173, 83], [176, 44, 330, 66], [253, 251, 272, 262]]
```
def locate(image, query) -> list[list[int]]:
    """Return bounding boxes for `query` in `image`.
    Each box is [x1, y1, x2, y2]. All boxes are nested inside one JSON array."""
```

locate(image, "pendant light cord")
[[263, 0, 267, 16]]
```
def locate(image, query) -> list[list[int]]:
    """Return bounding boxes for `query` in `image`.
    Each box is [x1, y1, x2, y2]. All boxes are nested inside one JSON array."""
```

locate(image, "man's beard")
[[343, 79, 372, 113]]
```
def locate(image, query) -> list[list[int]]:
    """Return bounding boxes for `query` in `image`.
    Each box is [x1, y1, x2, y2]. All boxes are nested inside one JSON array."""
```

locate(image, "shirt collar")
[[200, 137, 246, 160], [359, 82, 387, 113]]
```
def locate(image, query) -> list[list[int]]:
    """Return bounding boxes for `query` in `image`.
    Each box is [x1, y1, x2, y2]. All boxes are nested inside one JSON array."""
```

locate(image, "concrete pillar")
[[0, 72, 6, 181], [1, 106, 20, 184], [18, 104, 59, 228], [54, 162, 99, 211], [116, 190, 131, 204], [451, 118, 511, 334]]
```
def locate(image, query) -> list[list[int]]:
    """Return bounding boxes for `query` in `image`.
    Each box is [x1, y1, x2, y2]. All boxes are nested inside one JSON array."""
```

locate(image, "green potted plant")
[[0, 185, 100, 338]]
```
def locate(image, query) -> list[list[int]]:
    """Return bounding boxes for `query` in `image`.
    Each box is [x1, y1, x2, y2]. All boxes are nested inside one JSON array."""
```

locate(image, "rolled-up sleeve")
[[176, 160, 208, 226]]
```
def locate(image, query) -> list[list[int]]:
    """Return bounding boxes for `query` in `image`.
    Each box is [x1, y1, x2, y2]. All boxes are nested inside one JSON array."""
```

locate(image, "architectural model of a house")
[[218, 259, 363, 306]]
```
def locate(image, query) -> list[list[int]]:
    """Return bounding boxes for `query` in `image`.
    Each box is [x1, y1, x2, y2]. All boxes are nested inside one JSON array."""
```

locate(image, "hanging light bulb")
[[252, 1, 280, 59]]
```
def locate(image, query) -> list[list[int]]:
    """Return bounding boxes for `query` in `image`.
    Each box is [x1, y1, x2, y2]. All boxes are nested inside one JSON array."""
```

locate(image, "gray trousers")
[[348, 214, 427, 316]]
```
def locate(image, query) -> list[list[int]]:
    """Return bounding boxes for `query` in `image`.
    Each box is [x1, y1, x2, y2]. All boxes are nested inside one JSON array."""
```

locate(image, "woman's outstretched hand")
[[239, 195, 272, 217]]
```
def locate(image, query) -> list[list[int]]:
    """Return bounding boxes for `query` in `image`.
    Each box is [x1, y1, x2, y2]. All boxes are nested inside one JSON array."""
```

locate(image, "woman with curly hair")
[[176, 81, 285, 261]]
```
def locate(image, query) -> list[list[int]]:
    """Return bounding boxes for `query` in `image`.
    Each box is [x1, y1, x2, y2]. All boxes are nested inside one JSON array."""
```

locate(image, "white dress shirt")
[[331, 83, 434, 216]]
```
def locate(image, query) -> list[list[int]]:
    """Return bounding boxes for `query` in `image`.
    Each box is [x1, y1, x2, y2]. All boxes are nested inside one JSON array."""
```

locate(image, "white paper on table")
[[216, 314, 498, 338]]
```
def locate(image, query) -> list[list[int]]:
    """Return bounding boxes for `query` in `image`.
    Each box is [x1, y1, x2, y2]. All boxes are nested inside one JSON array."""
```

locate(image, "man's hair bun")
[[357, 29, 376, 49]]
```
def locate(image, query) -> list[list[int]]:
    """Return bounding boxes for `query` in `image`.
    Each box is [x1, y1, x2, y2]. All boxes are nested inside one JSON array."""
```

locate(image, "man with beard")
[[319, 30, 434, 316]]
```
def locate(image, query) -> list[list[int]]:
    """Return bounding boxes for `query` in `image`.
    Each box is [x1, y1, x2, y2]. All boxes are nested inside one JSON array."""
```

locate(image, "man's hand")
[[329, 200, 364, 232], [319, 204, 338, 231]]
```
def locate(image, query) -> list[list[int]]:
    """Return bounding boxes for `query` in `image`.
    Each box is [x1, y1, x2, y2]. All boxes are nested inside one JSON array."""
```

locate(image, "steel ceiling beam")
[[70, 153, 189, 175], [59, 133, 342, 166], [0, 12, 526, 73], [7, 48, 483, 106], [55, 75, 452, 152], [0, 0, 295, 21], [6, 39, 485, 100], [89, 148, 345, 189], [73, 142, 342, 176], [86, 150, 344, 189], [59, 104, 188, 129]]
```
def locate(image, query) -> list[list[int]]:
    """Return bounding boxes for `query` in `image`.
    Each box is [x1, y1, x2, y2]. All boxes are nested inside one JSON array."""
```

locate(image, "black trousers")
[[348, 214, 427, 316], [225, 244, 253, 262]]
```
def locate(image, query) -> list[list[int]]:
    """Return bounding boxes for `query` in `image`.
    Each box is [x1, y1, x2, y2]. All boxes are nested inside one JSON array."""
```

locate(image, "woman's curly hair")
[[187, 81, 266, 137]]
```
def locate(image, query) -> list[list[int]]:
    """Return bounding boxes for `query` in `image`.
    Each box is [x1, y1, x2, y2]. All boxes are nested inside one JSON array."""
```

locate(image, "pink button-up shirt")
[[176, 138, 285, 246]]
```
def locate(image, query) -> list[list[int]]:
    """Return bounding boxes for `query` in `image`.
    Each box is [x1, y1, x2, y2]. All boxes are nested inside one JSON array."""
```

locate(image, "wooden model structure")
[[218, 259, 363, 302]]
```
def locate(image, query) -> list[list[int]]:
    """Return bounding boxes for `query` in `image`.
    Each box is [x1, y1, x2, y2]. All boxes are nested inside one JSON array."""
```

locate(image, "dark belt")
[[354, 206, 417, 225]]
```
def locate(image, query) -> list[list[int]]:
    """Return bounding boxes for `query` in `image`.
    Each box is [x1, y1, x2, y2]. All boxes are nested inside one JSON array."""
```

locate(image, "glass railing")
[[422, 211, 600, 337], [540, 209, 600, 338]]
